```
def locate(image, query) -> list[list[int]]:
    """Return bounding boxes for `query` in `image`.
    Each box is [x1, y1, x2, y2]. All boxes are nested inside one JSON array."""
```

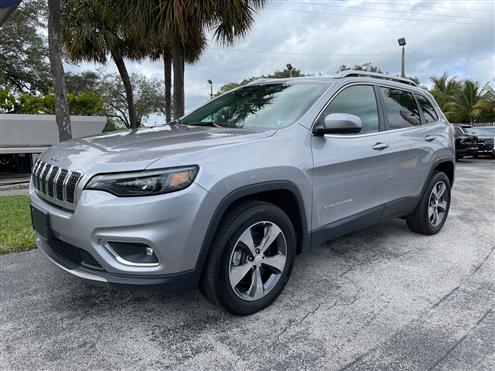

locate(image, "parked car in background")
[[453, 124, 478, 160], [29, 71, 455, 315], [473, 126, 495, 158]]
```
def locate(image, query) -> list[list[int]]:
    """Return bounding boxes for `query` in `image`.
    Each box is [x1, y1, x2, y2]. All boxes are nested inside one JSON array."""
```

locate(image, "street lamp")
[[207, 79, 213, 100], [286, 63, 293, 78], [398, 37, 406, 78]]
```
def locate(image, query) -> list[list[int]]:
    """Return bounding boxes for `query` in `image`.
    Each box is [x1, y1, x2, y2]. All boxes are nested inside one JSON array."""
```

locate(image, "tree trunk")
[[47, 0, 71, 142], [163, 52, 172, 123], [112, 53, 137, 128], [172, 41, 185, 119]]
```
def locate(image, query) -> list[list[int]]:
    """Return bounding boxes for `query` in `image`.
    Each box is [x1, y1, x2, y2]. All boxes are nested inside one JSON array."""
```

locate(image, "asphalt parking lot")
[[1, 159, 494, 370]]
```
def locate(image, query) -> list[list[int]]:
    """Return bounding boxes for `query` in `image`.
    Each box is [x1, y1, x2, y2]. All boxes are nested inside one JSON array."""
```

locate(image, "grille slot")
[[47, 166, 59, 197], [32, 160, 82, 207], [56, 169, 68, 200], [47, 238, 104, 271]]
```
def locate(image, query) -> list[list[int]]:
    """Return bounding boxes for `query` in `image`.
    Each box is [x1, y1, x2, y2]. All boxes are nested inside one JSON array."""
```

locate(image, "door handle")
[[425, 135, 436, 142], [372, 142, 389, 150]]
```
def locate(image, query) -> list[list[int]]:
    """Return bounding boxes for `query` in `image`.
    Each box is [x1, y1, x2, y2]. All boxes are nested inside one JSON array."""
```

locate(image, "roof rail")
[[336, 70, 418, 87]]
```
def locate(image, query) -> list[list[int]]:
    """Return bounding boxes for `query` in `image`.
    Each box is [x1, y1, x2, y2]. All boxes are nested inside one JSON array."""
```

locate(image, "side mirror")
[[314, 113, 362, 135]]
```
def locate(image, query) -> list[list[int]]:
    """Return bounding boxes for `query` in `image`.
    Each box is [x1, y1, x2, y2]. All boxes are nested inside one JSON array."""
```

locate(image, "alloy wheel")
[[228, 221, 287, 301], [428, 181, 448, 227]]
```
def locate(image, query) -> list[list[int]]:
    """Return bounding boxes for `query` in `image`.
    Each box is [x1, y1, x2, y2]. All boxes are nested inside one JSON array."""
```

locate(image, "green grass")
[[0, 195, 36, 254]]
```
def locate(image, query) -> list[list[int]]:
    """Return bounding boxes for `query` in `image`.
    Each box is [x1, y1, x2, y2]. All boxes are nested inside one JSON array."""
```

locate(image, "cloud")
[[66, 0, 494, 116]]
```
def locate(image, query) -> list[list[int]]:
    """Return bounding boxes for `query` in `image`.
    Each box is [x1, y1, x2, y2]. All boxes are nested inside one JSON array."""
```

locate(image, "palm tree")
[[47, 0, 71, 141], [446, 80, 494, 123], [473, 85, 495, 123], [115, 0, 266, 119], [62, 0, 145, 128], [430, 73, 461, 114]]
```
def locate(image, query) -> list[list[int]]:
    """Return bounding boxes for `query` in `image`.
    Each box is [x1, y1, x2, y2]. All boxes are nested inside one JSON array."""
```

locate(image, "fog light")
[[101, 240, 159, 267], [145, 247, 154, 256]]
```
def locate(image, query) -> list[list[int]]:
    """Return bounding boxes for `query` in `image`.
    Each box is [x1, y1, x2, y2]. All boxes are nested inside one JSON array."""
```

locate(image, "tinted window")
[[416, 94, 439, 124], [319, 85, 379, 134], [380, 88, 421, 129], [461, 127, 475, 134], [180, 83, 328, 129]]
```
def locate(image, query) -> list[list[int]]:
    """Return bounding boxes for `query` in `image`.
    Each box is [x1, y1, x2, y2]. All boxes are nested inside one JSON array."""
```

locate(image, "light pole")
[[286, 63, 293, 78], [207, 79, 213, 100], [398, 37, 406, 78]]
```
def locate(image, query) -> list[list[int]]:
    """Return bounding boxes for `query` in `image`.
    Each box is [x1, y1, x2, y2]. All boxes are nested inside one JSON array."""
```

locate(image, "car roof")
[[246, 71, 425, 93]]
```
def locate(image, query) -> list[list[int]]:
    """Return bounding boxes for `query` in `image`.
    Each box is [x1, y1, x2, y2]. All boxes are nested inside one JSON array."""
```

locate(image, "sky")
[[68, 0, 495, 124]]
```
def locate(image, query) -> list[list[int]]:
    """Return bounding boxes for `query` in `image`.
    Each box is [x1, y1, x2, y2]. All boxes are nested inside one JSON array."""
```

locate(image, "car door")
[[311, 84, 393, 242], [377, 86, 442, 218]]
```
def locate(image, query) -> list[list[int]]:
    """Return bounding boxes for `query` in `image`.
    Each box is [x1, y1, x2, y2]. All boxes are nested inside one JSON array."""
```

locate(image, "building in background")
[[0, 114, 106, 174]]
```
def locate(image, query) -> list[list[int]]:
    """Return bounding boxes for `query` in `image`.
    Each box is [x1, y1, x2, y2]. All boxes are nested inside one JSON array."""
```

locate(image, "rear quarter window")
[[380, 87, 421, 129], [415, 94, 439, 124]]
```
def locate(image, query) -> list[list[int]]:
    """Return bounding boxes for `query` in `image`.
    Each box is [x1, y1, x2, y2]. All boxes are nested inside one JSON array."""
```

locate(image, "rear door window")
[[380, 87, 421, 129], [415, 94, 439, 124]]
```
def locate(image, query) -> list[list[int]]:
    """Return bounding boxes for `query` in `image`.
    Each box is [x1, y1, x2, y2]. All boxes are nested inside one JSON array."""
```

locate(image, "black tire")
[[200, 200, 296, 315], [407, 171, 451, 235], [455, 155, 463, 161]]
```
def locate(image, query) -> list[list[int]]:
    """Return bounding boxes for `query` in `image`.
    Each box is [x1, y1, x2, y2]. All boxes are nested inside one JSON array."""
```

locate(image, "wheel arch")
[[419, 157, 455, 202], [194, 181, 310, 279], [433, 160, 455, 186]]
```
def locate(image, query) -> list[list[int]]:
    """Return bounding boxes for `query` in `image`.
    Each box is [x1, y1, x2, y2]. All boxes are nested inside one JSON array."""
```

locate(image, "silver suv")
[[30, 71, 455, 315]]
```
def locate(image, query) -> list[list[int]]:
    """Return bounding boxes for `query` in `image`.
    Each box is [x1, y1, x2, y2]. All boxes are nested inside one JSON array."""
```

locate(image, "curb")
[[0, 182, 29, 191]]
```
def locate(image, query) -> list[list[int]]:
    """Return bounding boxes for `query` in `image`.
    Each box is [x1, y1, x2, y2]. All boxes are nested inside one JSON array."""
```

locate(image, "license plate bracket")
[[30, 205, 53, 240]]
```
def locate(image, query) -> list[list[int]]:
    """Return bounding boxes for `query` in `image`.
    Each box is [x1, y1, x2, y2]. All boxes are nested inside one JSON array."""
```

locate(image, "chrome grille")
[[32, 160, 82, 206]]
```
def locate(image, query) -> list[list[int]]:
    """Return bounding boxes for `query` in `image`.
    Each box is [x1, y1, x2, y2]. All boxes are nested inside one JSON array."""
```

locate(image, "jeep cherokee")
[[30, 71, 455, 315]]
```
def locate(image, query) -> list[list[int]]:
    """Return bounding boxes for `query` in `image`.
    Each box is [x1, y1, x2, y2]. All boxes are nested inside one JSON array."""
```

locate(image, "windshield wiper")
[[180, 121, 223, 127]]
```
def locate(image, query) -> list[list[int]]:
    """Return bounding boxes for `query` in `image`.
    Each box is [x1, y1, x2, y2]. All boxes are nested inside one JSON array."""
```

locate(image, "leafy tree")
[[215, 66, 309, 96], [48, 0, 72, 141], [0, 86, 16, 112], [99, 73, 165, 128], [0, 0, 51, 94], [337, 62, 383, 74], [270, 67, 306, 78], [14, 91, 104, 116], [65, 71, 100, 94]]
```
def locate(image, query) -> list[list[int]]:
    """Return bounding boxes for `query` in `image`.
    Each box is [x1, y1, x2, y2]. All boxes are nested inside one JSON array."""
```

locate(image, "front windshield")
[[179, 82, 329, 129], [474, 127, 495, 136]]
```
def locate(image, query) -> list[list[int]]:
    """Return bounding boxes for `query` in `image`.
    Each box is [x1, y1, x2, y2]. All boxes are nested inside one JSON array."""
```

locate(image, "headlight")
[[85, 166, 198, 196]]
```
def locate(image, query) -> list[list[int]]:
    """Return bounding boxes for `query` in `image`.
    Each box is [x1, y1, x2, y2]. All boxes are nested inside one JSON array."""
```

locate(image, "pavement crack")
[[471, 244, 495, 276], [430, 286, 460, 309], [427, 333, 469, 371]]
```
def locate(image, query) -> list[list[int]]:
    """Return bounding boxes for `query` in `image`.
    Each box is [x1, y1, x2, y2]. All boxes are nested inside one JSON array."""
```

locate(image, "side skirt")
[[310, 197, 419, 247]]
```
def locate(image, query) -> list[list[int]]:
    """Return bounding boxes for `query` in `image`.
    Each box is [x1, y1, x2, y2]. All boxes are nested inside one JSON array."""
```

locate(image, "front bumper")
[[30, 182, 217, 289], [37, 236, 199, 291]]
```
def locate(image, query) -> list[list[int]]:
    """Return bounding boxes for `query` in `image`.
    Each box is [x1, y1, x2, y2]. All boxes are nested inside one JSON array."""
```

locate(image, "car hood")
[[40, 124, 275, 173]]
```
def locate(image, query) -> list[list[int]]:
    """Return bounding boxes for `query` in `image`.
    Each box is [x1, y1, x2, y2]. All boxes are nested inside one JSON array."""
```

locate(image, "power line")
[[275, 0, 493, 13], [269, 1, 494, 21], [208, 47, 490, 58], [265, 6, 494, 26]]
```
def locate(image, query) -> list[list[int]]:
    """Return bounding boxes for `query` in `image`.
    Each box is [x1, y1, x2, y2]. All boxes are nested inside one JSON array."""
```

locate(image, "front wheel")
[[407, 171, 451, 235], [200, 200, 296, 315]]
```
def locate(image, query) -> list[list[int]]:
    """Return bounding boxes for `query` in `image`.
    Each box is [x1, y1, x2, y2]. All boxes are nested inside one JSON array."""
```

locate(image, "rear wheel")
[[407, 171, 451, 235], [200, 200, 296, 315]]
